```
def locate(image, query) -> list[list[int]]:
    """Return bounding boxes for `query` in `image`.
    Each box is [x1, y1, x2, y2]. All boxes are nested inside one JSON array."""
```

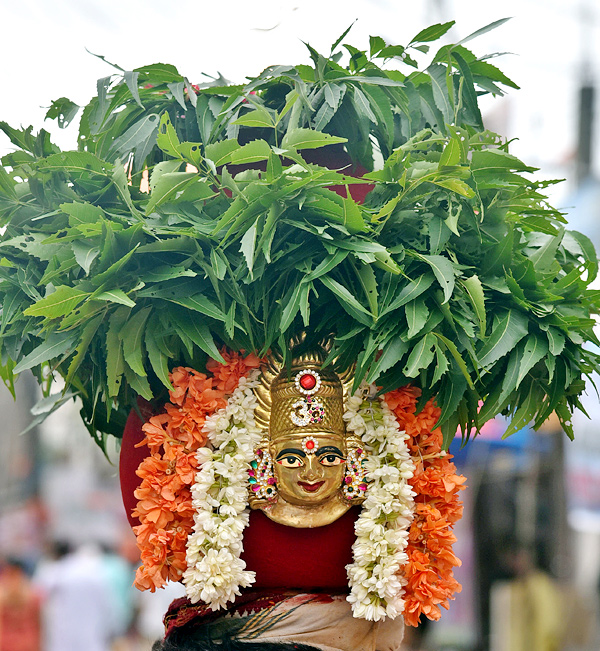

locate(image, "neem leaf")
[[411, 253, 455, 304], [205, 139, 239, 166], [435, 371, 468, 441], [432, 343, 450, 384], [60, 201, 105, 226], [462, 275, 486, 335], [410, 21, 455, 44], [369, 36, 386, 58], [427, 63, 453, 124], [477, 310, 529, 368], [170, 308, 225, 362], [45, 97, 80, 128], [13, 331, 77, 373], [94, 289, 136, 307], [65, 314, 104, 385], [23, 286, 89, 319], [406, 298, 429, 338], [546, 327, 565, 356], [366, 337, 408, 384], [280, 284, 303, 332], [145, 323, 172, 390], [166, 294, 227, 323], [37, 151, 111, 175], [110, 114, 159, 157], [281, 128, 347, 151], [119, 307, 151, 377], [433, 332, 475, 389], [356, 263, 378, 317], [240, 221, 257, 276], [304, 249, 349, 282], [458, 17, 511, 46], [380, 274, 435, 317], [319, 275, 373, 325], [517, 333, 549, 387], [233, 107, 275, 128], [146, 172, 205, 214], [106, 307, 129, 397], [167, 82, 187, 110], [156, 112, 182, 158], [528, 228, 564, 273], [124, 70, 143, 107], [342, 195, 366, 233], [352, 86, 376, 122], [565, 230, 598, 283], [210, 249, 227, 281], [502, 383, 539, 439], [471, 148, 536, 174], [431, 177, 474, 197], [403, 332, 436, 377], [439, 137, 461, 167], [229, 139, 271, 164], [71, 240, 100, 274]]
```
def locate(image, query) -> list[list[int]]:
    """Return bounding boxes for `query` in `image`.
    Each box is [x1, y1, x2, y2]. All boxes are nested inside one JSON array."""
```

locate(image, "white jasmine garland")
[[344, 383, 416, 622], [183, 369, 262, 610]]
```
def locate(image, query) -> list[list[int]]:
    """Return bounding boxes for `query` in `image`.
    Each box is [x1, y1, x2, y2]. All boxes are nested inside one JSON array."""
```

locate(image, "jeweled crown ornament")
[[249, 339, 367, 528]]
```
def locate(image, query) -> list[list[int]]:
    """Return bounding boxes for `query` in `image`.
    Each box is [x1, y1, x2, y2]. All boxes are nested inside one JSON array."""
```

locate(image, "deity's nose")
[[301, 456, 324, 481]]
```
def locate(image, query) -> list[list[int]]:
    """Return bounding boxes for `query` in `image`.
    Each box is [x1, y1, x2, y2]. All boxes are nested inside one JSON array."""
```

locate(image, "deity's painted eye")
[[319, 454, 345, 466], [277, 455, 303, 468]]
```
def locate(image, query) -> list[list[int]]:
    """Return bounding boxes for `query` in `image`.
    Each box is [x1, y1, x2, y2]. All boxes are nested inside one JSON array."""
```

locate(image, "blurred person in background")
[[99, 543, 136, 641], [0, 557, 42, 651], [136, 581, 186, 649], [34, 541, 116, 651]]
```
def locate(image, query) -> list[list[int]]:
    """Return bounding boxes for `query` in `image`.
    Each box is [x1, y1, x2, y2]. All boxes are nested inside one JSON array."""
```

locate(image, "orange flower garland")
[[385, 386, 467, 627], [132, 351, 261, 591]]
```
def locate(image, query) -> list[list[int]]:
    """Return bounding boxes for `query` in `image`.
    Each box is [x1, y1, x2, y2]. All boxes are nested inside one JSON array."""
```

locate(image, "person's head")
[[50, 540, 72, 560], [153, 623, 321, 651]]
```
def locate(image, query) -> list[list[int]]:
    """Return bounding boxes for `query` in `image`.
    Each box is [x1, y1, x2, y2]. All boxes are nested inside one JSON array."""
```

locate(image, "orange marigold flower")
[[161, 447, 199, 485], [207, 349, 262, 393], [413, 399, 441, 436], [133, 492, 175, 530], [169, 367, 196, 406], [411, 459, 466, 501], [410, 428, 443, 456], [163, 403, 207, 449], [139, 413, 172, 453], [135, 454, 187, 502], [436, 493, 464, 524], [385, 384, 465, 626], [134, 563, 167, 592], [187, 372, 225, 404], [385, 385, 420, 409]]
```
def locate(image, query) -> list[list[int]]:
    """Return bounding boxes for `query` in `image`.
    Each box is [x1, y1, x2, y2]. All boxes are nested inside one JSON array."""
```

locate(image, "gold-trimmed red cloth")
[[163, 591, 404, 651]]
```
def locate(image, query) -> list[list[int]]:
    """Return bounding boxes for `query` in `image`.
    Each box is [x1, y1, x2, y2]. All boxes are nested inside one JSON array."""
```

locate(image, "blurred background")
[[1, 1, 599, 649]]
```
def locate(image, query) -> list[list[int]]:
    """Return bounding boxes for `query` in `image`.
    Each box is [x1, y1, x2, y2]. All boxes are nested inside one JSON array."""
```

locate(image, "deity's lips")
[[298, 481, 325, 493]]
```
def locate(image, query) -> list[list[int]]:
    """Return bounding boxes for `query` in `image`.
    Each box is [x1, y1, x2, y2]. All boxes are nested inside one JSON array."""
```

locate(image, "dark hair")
[[152, 621, 321, 651]]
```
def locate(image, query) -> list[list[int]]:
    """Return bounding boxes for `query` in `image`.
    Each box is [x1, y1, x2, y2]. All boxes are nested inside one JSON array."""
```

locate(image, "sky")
[[0, 0, 599, 204]]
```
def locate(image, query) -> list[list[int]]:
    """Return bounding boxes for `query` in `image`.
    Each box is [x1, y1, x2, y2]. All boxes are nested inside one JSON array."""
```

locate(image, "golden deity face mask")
[[249, 343, 367, 528], [272, 434, 346, 507]]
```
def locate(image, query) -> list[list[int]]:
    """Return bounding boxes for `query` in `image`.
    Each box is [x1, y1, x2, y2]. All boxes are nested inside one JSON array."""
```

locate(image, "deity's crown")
[[255, 342, 349, 444]]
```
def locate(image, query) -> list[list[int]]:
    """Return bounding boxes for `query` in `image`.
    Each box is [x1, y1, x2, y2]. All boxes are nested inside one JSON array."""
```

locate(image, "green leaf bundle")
[[1, 20, 598, 448]]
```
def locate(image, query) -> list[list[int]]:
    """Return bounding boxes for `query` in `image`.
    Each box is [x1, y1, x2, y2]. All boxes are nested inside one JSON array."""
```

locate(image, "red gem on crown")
[[299, 373, 317, 390]]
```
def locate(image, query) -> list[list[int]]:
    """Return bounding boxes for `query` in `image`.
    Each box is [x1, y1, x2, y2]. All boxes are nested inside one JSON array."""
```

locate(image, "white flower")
[[345, 383, 416, 621], [183, 368, 262, 610]]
